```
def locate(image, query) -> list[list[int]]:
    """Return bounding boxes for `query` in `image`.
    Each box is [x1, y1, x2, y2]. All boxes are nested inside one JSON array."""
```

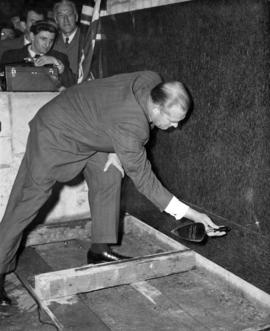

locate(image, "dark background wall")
[[97, 0, 270, 293]]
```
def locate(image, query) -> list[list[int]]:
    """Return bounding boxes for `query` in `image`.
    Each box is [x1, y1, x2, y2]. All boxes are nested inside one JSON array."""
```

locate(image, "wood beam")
[[16, 247, 110, 331], [25, 219, 91, 246], [35, 249, 195, 300]]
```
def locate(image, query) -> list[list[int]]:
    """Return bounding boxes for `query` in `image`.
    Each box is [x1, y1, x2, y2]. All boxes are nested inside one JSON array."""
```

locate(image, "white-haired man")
[[52, 0, 81, 79]]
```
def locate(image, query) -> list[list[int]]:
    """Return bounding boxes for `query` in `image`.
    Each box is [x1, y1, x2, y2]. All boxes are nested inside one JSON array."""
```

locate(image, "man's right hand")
[[184, 208, 227, 237], [165, 196, 227, 237]]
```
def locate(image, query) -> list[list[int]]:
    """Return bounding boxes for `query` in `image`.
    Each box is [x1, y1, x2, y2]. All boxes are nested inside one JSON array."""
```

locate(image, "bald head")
[[148, 80, 191, 130], [151, 81, 191, 113]]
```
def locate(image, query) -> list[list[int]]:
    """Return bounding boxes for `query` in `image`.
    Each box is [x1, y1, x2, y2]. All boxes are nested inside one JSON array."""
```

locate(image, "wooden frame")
[[15, 214, 270, 330], [35, 249, 195, 300]]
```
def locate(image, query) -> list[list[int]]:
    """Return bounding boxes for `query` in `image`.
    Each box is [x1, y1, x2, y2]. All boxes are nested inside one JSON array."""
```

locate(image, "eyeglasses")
[[56, 13, 75, 19]]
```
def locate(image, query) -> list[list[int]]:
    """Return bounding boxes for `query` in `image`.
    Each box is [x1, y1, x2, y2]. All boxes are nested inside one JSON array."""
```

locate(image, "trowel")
[[171, 218, 231, 243], [171, 221, 207, 243]]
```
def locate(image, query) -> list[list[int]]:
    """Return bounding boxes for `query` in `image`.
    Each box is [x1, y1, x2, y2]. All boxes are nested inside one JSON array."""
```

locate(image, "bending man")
[[0, 71, 224, 305]]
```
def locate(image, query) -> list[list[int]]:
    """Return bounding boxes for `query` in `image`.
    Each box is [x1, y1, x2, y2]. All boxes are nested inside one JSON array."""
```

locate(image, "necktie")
[[65, 37, 69, 47]]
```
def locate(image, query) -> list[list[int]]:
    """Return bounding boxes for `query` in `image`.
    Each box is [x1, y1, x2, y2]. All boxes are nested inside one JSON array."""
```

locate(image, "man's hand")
[[34, 55, 55, 67], [104, 153, 124, 178], [58, 86, 66, 92], [184, 208, 227, 237], [34, 56, 65, 74]]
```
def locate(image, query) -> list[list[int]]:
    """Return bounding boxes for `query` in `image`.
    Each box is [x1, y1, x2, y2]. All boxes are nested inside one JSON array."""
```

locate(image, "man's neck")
[[28, 45, 42, 57], [62, 27, 77, 39]]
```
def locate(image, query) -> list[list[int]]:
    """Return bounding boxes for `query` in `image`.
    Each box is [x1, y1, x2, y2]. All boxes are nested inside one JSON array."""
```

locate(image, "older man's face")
[[55, 3, 77, 35]]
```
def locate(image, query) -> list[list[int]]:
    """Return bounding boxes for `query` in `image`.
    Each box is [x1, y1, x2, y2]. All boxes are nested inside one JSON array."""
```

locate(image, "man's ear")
[[29, 32, 35, 42], [19, 21, 27, 33], [54, 14, 59, 24]]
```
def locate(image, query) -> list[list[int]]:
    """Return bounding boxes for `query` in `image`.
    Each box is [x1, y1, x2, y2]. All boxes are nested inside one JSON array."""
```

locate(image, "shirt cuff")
[[55, 60, 64, 74], [164, 196, 190, 220]]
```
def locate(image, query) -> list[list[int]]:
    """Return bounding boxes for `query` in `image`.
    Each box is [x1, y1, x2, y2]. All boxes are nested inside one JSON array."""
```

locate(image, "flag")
[[77, 0, 103, 83]]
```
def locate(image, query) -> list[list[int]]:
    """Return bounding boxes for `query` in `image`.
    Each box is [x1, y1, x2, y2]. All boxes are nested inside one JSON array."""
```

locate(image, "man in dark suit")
[[0, 4, 46, 60], [0, 70, 225, 305], [1, 20, 75, 89]]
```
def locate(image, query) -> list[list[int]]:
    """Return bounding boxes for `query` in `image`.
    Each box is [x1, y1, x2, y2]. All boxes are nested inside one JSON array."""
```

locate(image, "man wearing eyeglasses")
[[52, 0, 82, 80]]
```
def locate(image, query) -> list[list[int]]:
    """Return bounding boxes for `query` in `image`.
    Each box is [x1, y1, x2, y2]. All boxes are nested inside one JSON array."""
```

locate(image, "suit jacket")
[[1, 46, 75, 87], [52, 27, 83, 78], [29, 71, 173, 211]]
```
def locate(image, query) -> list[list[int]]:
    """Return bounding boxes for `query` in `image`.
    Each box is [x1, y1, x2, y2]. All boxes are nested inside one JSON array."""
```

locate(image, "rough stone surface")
[[98, 0, 270, 293], [0, 93, 91, 223]]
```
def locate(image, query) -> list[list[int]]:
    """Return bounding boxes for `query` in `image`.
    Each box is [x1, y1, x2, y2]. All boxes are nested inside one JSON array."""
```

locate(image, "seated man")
[[1, 20, 75, 89], [0, 70, 226, 306]]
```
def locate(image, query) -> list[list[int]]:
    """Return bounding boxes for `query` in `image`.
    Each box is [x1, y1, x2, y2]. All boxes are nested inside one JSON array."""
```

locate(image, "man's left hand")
[[34, 55, 55, 67], [35, 56, 65, 74]]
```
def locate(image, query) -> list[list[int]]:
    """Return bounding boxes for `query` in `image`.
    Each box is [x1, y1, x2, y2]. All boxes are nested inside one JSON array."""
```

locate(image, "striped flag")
[[77, 0, 103, 83]]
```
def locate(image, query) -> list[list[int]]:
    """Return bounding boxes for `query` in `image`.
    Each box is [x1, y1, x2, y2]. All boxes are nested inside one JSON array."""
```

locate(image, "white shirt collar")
[[62, 27, 77, 44], [24, 35, 31, 45], [27, 45, 43, 58]]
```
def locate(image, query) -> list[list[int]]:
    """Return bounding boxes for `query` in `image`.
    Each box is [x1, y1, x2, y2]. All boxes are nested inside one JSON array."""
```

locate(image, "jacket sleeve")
[[52, 51, 76, 87], [0, 50, 17, 72], [109, 122, 173, 211], [1, 50, 12, 66]]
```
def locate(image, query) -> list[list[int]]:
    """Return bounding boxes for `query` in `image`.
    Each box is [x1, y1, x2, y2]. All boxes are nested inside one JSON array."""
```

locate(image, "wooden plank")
[[83, 281, 206, 331], [1, 272, 55, 329], [15, 247, 110, 331], [130, 281, 210, 330], [25, 218, 91, 246], [34, 249, 195, 300], [149, 271, 270, 330], [125, 215, 270, 311], [242, 325, 270, 331], [124, 214, 188, 251], [24, 213, 185, 249], [36, 239, 89, 271], [195, 254, 270, 311]]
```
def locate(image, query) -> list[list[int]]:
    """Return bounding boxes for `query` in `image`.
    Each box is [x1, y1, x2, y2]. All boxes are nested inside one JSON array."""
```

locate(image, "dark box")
[[4, 65, 60, 92]]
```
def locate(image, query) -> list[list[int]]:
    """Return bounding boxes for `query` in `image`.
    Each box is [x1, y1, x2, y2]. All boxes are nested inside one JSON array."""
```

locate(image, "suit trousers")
[[0, 142, 122, 274]]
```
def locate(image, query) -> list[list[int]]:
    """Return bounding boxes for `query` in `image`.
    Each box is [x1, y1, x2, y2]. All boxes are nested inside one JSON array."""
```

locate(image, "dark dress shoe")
[[87, 249, 132, 264], [0, 287, 12, 306]]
